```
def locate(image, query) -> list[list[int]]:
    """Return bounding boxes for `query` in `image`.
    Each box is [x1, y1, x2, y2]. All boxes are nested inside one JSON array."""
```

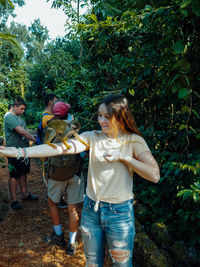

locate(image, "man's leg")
[[18, 173, 28, 198], [43, 179, 66, 246], [48, 197, 61, 226], [8, 158, 23, 210], [68, 203, 79, 237], [8, 158, 22, 210], [65, 174, 85, 255], [66, 203, 79, 255], [9, 176, 23, 210], [9, 176, 18, 202]]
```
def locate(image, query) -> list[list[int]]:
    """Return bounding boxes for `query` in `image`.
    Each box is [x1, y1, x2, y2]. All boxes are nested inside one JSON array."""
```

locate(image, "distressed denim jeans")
[[81, 195, 135, 267]]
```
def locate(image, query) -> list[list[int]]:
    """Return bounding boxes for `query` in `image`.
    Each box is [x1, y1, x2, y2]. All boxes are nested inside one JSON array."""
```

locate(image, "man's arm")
[[14, 126, 36, 142]]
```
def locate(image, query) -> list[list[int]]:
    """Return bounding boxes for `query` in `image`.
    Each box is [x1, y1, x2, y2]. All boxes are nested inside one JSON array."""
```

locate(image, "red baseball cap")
[[52, 101, 71, 117]]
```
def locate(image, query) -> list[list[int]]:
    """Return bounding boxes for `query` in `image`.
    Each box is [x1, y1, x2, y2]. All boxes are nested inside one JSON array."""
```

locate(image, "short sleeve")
[[4, 114, 20, 130], [132, 135, 151, 158], [42, 114, 54, 128], [80, 131, 93, 147]]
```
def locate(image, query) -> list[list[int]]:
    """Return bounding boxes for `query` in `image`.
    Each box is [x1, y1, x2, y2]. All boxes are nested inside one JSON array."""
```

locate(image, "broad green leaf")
[[129, 89, 135, 96], [174, 40, 185, 54], [177, 190, 186, 197], [87, 14, 98, 23], [179, 124, 187, 130], [183, 190, 192, 200], [144, 5, 153, 11], [178, 88, 190, 98], [191, 184, 198, 190]]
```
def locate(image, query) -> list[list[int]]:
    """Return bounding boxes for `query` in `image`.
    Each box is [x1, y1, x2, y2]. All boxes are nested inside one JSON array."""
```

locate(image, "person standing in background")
[[4, 97, 38, 210], [43, 101, 85, 256], [36, 93, 68, 209]]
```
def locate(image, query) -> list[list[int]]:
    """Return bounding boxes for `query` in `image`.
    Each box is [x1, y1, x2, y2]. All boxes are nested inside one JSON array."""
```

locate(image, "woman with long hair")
[[0, 94, 160, 266]]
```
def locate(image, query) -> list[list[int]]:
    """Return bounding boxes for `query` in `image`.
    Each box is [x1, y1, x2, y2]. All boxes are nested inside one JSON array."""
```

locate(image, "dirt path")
[[0, 159, 111, 267]]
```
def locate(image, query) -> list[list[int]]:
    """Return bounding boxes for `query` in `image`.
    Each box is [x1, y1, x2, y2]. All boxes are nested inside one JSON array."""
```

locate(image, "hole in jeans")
[[109, 248, 131, 263]]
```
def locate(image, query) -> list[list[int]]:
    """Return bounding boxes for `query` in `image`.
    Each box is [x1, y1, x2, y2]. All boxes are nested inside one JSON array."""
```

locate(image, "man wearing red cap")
[[37, 94, 69, 209], [52, 101, 71, 117], [43, 101, 85, 256]]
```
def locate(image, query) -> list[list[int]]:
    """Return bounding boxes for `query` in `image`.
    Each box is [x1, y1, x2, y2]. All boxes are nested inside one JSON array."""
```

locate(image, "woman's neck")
[[104, 131, 123, 139]]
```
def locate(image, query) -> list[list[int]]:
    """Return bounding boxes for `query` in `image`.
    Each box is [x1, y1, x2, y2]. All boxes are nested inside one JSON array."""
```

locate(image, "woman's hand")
[[0, 146, 19, 158], [104, 150, 160, 183], [103, 151, 121, 162]]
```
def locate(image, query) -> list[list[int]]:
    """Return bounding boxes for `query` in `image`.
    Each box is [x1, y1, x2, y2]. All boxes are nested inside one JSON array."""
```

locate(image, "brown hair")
[[100, 94, 142, 136]]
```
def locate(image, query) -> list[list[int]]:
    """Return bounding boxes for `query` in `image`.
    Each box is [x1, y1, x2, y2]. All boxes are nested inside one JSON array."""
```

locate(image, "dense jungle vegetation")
[[0, 0, 200, 249]]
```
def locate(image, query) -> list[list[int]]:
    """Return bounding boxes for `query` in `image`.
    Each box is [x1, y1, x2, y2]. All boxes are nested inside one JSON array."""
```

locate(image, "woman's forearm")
[[0, 145, 62, 158], [120, 155, 160, 183], [0, 140, 87, 158], [26, 143, 66, 157]]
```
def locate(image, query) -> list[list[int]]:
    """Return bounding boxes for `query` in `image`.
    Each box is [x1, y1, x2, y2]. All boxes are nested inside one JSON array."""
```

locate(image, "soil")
[[0, 159, 112, 267]]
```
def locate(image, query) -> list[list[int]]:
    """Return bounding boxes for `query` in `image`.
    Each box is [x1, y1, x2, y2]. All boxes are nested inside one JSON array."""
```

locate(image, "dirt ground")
[[0, 159, 112, 267]]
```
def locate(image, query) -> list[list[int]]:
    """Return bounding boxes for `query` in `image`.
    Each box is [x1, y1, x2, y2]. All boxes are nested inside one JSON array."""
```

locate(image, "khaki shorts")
[[47, 173, 85, 204]]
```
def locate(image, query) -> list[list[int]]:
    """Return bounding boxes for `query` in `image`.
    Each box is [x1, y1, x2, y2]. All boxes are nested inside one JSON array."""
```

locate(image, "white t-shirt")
[[80, 130, 150, 204]]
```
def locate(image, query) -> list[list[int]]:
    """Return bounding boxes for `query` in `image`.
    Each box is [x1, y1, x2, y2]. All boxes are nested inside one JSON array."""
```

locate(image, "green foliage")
[[73, 0, 200, 245], [0, 38, 28, 100], [28, 19, 49, 44], [177, 182, 200, 202], [0, 0, 23, 45], [0, 99, 9, 135], [0, 0, 14, 8], [0, 32, 19, 45]]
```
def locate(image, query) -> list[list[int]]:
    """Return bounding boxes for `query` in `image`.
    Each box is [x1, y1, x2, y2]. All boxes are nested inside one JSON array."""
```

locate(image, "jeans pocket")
[[113, 201, 133, 215]]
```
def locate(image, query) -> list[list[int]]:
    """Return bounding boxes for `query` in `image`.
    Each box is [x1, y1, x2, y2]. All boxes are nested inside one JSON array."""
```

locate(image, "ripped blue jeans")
[[81, 195, 135, 267]]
